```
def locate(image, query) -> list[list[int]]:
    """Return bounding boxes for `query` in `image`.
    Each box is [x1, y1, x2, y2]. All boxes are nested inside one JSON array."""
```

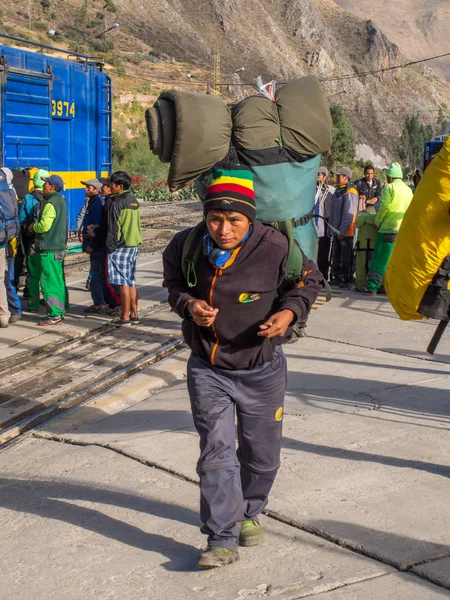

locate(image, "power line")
[[319, 50, 450, 82], [3, 11, 450, 85]]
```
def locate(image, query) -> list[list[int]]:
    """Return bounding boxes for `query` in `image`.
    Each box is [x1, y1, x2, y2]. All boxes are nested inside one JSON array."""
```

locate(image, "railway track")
[[63, 228, 179, 275], [0, 303, 185, 447]]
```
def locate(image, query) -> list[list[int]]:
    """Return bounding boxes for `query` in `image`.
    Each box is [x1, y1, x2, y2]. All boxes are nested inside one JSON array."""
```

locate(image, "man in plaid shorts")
[[105, 171, 142, 325]]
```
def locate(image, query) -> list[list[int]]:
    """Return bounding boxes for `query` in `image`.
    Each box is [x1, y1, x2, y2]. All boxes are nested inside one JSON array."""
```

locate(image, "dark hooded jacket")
[[163, 221, 322, 370]]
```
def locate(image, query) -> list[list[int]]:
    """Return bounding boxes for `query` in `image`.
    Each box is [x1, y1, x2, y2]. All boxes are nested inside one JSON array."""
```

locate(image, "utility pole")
[[213, 51, 221, 95]]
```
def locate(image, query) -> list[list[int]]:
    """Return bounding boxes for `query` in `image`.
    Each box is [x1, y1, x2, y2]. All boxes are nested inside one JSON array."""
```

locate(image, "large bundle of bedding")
[[385, 137, 450, 320], [146, 76, 332, 259], [145, 90, 232, 191], [231, 76, 331, 157]]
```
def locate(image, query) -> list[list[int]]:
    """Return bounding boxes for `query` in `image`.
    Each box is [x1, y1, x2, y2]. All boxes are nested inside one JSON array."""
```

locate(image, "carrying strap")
[[181, 221, 207, 288], [180, 217, 331, 300], [290, 212, 341, 236], [181, 219, 303, 292]]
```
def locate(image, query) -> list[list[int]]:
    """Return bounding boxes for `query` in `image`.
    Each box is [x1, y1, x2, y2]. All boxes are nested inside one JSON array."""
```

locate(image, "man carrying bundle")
[[163, 164, 322, 569]]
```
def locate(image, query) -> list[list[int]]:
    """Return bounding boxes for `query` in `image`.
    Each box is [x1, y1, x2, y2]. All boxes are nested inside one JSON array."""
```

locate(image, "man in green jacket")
[[359, 162, 413, 296], [354, 205, 378, 291], [105, 171, 142, 326], [28, 175, 68, 326]]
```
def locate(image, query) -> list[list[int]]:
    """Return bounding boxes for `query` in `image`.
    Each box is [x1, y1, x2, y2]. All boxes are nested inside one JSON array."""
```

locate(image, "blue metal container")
[[0, 45, 112, 229]]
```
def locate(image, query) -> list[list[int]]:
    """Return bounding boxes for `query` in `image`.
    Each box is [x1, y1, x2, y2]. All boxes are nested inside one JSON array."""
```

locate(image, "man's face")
[[85, 185, 99, 198], [365, 169, 374, 182], [101, 184, 112, 197], [317, 172, 327, 183], [110, 182, 123, 195], [43, 181, 53, 195], [336, 174, 349, 187], [206, 210, 250, 250]]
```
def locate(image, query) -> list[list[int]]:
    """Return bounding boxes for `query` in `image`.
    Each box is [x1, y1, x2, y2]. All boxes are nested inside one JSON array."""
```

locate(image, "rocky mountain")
[[334, 0, 450, 81], [2, 0, 450, 165]]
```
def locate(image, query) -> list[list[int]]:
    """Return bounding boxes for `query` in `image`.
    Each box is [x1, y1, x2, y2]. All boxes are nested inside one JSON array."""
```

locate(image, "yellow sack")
[[385, 137, 450, 320], [28, 167, 38, 192], [7, 236, 18, 258]]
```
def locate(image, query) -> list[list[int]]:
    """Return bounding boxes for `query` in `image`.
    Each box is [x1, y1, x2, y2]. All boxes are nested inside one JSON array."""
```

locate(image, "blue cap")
[[43, 174, 65, 192]]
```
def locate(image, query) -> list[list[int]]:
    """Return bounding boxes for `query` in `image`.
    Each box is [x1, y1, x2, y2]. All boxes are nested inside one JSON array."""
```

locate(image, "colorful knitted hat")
[[204, 163, 256, 221]]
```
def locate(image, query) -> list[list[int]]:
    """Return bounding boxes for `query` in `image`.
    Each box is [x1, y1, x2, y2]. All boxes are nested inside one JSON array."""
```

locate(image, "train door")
[[0, 67, 52, 169], [96, 74, 112, 178]]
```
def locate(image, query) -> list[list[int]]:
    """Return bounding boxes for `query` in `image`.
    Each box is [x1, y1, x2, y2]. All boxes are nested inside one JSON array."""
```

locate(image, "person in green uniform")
[[359, 162, 413, 296], [354, 205, 378, 291], [20, 169, 50, 306], [27, 175, 68, 326]]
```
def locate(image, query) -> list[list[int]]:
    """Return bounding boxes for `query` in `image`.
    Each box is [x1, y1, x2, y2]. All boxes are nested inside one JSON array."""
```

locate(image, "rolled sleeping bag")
[[231, 75, 332, 157], [145, 90, 232, 191], [146, 97, 176, 163], [232, 95, 280, 150], [276, 75, 332, 157], [385, 136, 450, 320]]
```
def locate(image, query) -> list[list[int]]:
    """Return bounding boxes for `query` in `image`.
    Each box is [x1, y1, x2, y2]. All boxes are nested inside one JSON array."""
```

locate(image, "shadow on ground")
[[0, 477, 200, 572]]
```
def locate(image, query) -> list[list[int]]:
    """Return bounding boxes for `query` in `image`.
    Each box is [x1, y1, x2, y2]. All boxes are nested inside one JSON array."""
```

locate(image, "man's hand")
[[367, 197, 378, 206], [359, 194, 366, 202], [374, 223, 380, 231], [258, 309, 295, 338], [78, 234, 83, 243], [86, 224, 97, 238], [85, 246, 94, 255], [187, 299, 219, 327], [28, 223, 34, 233]]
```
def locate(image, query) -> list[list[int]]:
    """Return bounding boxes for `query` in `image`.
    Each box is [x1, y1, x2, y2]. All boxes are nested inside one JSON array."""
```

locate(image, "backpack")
[[21, 190, 45, 246], [418, 256, 450, 321], [181, 219, 304, 294], [0, 171, 20, 251], [11, 168, 31, 201]]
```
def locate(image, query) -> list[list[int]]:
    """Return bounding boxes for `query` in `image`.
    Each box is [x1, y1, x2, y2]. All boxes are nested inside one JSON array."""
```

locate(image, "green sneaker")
[[239, 520, 264, 547], [197, 546, 239, 569]]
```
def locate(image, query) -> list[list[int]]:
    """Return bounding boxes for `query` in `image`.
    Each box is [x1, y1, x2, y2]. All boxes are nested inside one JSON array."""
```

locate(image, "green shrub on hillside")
[[113, 133, 168, 183], [30, 22, 48, 31], [325, 105, 356, 169], [89, 38, 114, 53], [113, 133, 197, 201]]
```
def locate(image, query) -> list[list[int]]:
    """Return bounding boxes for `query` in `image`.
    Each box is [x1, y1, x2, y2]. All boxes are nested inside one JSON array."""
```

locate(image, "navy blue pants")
[[89, 250, 119, 308], [5, 256, 22, 315], [331, 236, 354, 283], [187, 349, 287, 550], [89, 251, 107, 306]]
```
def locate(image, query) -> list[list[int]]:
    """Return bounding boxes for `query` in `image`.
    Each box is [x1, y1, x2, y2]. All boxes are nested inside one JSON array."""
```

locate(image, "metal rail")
[[0, 33, 91, 59], [0, 336, 185, 447], [0, 303, 170, 375]]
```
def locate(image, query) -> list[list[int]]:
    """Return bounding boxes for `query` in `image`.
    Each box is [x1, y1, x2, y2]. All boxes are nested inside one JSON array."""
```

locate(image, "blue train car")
[[0, 44, 112, 229]]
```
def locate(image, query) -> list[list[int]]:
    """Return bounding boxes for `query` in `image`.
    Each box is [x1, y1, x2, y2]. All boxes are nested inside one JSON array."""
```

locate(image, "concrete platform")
[[1, 272, 450, 598], [0, 438, 394, 600], [0, 253, 167, 360], [412, 559, 450, 590]]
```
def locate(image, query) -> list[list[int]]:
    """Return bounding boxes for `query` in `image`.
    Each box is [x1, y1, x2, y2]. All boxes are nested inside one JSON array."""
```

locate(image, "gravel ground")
[[139, 198, 203, 229], [64, 199, 203, 277]]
